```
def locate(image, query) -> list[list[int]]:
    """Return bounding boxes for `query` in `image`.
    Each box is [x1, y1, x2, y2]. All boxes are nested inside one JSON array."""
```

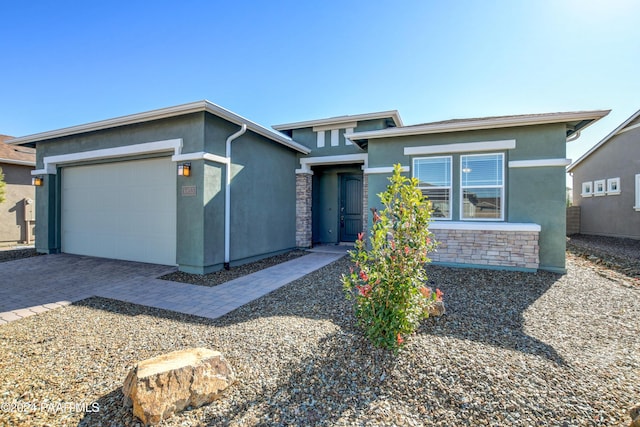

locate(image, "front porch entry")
[[295, 163, 366, 247]]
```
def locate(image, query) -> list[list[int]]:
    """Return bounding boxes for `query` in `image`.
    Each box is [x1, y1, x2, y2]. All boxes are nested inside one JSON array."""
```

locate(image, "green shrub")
[[342, 164, 441, 351]]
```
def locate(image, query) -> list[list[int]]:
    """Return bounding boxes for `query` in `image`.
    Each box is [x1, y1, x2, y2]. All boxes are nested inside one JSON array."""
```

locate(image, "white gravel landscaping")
[[0, 249, 638, 426]]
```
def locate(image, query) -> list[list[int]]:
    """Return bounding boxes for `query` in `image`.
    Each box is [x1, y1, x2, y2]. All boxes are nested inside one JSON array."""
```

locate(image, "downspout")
[[224, 123, 247, 270]]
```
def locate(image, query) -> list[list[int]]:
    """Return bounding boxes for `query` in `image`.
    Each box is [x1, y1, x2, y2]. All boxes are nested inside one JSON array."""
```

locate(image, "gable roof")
[[272, 110, 403, 131], [6, 101, 310, 154], [0, 135, 36, 166], [345, 110, 610, 144], [567, 108, 640, 172]]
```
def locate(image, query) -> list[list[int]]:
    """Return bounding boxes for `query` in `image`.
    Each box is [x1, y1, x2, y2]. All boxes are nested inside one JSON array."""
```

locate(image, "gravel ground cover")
[[0, 251, 638, 426], [160, 250, 308, 287], [0, 248, 39, 264], [567, 234, 640, 283]]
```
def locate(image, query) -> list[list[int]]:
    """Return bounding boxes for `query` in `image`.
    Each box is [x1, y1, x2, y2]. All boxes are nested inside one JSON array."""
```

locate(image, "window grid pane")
[[421, 188, 450, 218], [415, 157, 451, 187], [461, 153, 504, 220], [413, 156, 451, 220], [461, 154, 503, 187]]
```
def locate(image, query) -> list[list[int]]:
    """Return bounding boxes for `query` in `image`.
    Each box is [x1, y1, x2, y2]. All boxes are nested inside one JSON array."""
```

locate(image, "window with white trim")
[[581, 181, 593, 197], [413, 156, 452, 219], [461, 153, 504, 220], [594, 179, 606, 196], [607, 177, 620, 195], [635, 174, 640, 211]]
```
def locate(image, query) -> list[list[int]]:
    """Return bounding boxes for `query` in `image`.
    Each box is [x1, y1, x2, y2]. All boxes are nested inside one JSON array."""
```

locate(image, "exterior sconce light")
[[32, 176, 44, 186], [178, 162, 191, 177]]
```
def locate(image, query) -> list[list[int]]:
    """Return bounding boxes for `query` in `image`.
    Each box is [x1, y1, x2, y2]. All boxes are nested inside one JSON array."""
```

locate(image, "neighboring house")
[[0, 135, 36, 246], [567, 109, 640, 239], [7, 101, 608, 273]]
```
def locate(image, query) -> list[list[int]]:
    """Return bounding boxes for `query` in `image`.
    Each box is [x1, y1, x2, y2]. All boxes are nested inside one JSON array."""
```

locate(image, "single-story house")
[[7, 101, 608, 273], [567, 108, 640, 239], [0, 135, 36, 246]]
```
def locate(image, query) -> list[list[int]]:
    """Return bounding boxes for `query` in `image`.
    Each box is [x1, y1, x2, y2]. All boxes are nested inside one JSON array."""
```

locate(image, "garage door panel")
[[62, 157, 177, 265]]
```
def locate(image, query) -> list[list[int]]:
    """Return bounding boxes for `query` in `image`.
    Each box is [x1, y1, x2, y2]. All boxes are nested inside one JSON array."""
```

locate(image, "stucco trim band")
[[32, 139, 183, 175], [403, 139, 516, 156], [508, 158, 571, 168], [172, 151, 230, 165], [363, 166, 409, 174], [296, 153, 368, 174], [429, 221, 541, 232]]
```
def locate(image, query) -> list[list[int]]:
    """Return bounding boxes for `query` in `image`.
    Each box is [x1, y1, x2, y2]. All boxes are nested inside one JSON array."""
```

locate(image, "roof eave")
[[346, 110, 611, 142], [0, 158, 36, 167], [272, 110, 403, 131], [6, 100, 311, 155], [568, 108, 640, 172]]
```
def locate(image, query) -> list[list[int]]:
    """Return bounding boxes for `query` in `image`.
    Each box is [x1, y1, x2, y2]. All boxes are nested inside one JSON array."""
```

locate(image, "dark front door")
[[339, 174, 363, 242]]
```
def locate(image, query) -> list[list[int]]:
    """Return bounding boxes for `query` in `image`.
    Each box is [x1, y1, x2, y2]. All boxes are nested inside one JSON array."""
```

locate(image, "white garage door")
[[61, 157, 177, 265]]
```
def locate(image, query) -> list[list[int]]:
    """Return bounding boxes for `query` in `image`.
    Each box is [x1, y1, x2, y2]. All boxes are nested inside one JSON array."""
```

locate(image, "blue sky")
[[1, 0, 638, 179]]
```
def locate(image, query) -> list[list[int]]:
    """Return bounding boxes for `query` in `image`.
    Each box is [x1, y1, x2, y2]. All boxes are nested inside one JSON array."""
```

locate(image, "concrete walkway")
[[0, 249, 346, 325]]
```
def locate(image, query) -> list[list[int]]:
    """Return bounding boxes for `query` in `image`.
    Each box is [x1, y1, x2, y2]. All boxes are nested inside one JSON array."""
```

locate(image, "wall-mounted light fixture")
[[177, 162, 191, 177], [32, 176, 44, 186]]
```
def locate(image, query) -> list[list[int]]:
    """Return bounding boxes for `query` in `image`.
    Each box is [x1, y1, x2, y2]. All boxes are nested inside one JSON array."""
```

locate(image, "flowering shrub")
[[342, 164, 441, 351]]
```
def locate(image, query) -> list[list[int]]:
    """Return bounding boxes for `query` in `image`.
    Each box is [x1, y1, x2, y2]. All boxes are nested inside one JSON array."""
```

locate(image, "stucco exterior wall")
[[32, 112, 300, 273], [34, 113, 205, 257], [365, 123, 567, 272], [571, 126, 640, 239], [0, 163, 35, 245], [227, 130, 298, 264]]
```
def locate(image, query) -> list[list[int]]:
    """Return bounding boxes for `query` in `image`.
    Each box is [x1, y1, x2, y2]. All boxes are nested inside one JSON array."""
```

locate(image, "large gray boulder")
[[123, 348, 235, 425]]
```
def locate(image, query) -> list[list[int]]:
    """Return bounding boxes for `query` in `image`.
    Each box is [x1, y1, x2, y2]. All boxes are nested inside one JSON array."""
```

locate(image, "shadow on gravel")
[[200, 329, 400, 427], [74, 257, 567, 426], [566, 234, 640, 282], [423, 265, 566, 365]]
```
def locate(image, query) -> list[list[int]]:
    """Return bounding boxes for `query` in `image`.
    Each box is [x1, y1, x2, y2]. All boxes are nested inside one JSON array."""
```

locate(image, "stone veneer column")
[[295, 173, 312, 248]]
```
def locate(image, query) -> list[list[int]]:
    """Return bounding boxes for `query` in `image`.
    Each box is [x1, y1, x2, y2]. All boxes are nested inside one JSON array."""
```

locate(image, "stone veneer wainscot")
[[428, 222, 540, 270]]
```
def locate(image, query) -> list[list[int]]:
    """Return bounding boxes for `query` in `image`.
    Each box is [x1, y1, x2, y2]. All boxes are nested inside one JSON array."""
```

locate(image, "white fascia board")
[[347, 110, 610, 141], [273, 110, 403, 131], [296, 153, 368, 174], [36, 139, 183, 174], [429, 221, 541, 232], [364, 166, 409, 174], [202, 102, 310, 154], [404, 140, 516, 156], [313, 121, 358, 132], [0, 158, 36, 167], [172, 151, 230, 165], [568, 108, 640, 172], [6, 100, 310, 155], [509, 158, 571, 168]]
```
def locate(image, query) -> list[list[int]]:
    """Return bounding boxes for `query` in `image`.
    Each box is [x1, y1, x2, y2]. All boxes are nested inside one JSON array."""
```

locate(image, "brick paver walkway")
[[0, 250, 345, 324]]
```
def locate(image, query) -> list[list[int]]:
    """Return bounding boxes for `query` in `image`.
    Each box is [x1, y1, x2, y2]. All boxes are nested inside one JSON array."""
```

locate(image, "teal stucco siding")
[[365, 123, 568, 272]]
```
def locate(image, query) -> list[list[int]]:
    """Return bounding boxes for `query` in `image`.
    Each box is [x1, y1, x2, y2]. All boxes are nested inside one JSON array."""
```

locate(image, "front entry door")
[[339, 174, 363, 242]]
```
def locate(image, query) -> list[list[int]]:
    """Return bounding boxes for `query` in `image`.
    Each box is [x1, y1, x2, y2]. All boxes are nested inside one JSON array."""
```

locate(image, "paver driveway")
[[0, 251, 344, 324]]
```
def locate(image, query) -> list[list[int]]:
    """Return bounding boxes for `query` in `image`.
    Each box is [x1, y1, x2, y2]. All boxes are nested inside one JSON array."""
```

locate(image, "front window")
[[581, 181, 593, 197], [607, 177, 620, 195], [461, 153, 504, 220], [594, 179, 606, 196], [413, 156, 452, 219]]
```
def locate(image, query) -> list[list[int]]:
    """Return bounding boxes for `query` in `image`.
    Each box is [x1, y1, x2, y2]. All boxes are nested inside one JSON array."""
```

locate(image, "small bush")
[[342, 164, 441, 352]]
